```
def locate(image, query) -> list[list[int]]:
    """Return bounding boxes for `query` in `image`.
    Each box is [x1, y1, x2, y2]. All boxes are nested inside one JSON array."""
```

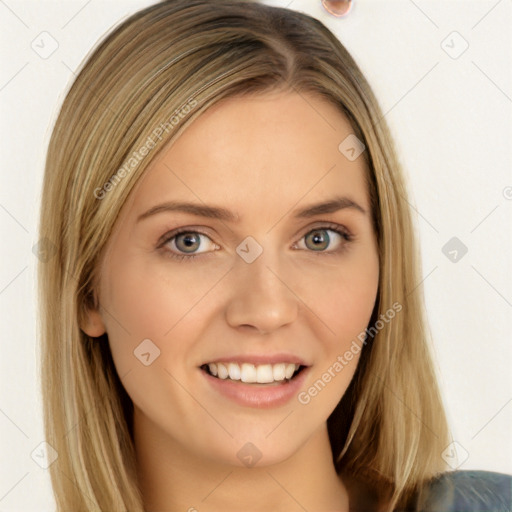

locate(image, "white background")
[[1, 0, 511, 510]]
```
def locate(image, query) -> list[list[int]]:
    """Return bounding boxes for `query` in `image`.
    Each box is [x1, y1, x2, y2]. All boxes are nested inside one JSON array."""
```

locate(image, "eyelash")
[[158, 223, 353, 262]]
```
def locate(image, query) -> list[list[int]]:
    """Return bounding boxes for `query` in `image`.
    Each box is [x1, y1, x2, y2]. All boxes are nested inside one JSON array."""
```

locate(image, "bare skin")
[[82, 91, 380, 511]]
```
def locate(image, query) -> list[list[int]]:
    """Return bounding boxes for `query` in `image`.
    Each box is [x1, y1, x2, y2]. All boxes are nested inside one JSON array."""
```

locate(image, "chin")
[[197, 434, 302, 470]]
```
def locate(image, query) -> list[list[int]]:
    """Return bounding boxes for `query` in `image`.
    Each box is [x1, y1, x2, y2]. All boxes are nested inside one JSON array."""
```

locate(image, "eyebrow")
[[136, 195, 367, 223]]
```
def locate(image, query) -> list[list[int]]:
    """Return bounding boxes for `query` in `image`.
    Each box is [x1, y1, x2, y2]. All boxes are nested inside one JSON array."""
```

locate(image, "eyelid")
[[298, 221, 352, 239]]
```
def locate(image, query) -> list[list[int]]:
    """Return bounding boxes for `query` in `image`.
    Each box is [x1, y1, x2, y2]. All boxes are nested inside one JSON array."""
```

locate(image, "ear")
[[80, 294, 107, 337], [80, 307, 107, 337]]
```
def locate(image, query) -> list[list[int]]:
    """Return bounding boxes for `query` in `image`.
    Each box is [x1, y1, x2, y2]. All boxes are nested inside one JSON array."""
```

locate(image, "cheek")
[[326, 269, 378, 343], [306, 247, 379, 375], [98, 258, 209, 423], [297, 260, 378, 413], [98, 251, 233, 391], [98, 259, 193, 378], [305, 246, 379, 335], [101, 254, 214, 339]]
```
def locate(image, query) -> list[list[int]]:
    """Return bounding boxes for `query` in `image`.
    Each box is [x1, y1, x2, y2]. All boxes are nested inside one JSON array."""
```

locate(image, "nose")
[[225, 250, 299, 335]]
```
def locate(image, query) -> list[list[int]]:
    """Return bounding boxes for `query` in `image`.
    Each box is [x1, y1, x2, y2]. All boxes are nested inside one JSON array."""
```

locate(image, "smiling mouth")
[[200, 362, 307, 385]]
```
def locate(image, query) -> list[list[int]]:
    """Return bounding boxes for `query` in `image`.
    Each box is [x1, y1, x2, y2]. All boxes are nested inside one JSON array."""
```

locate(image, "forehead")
[[130, 91, 369, 221]]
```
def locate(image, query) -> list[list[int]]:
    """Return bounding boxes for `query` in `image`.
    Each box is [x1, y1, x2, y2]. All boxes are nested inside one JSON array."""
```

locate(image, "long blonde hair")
[[38, 1, 450, 510]]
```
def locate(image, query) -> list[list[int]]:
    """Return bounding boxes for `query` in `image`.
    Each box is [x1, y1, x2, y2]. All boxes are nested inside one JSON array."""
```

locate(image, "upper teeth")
[[207, 362, 300, 383]]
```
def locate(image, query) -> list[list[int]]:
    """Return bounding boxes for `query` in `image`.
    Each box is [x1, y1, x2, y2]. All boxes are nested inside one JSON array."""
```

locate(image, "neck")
[[134, 408, 350, 512]]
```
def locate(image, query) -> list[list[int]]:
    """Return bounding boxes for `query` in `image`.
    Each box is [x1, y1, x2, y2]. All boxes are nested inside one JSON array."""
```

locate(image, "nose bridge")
[[240, 244, 284, 294], [225, 236, 298, 333]]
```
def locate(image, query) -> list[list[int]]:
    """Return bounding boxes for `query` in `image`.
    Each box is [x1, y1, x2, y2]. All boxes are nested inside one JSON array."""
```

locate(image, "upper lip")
[[200, 353, 309, 366]]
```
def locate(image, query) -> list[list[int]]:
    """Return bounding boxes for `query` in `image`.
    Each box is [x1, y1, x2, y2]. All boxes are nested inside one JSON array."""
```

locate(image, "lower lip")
[[201, 367, 310, 409]]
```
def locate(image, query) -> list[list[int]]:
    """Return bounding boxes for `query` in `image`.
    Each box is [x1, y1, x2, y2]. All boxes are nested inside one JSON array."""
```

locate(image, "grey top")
[[348, 470, 512, 511], [414, 470, 512, 512]]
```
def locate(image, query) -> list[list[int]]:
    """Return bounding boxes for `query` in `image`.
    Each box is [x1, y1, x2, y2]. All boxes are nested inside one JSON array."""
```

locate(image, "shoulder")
[[416, 469, 512, 512]]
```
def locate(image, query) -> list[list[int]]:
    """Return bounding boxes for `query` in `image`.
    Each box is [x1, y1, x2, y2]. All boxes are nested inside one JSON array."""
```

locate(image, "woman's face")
[[84, 91, 379, 468]]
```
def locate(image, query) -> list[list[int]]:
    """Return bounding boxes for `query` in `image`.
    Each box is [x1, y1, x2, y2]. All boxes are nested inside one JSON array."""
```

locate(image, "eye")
[[158, 223, 353, 262], [293, 224, 353, 255], [159, 228, 219, 261]]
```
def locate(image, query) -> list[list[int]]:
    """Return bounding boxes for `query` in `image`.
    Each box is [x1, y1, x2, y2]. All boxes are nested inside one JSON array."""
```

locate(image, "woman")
[[37, 1, 511, 510]]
